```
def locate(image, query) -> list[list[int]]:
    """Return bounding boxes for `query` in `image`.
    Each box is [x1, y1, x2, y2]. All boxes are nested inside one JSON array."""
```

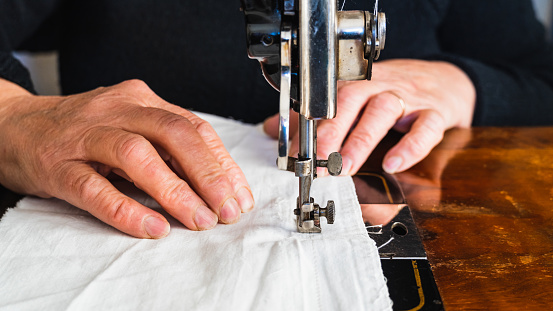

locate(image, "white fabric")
[[0, 113, 391, 311]]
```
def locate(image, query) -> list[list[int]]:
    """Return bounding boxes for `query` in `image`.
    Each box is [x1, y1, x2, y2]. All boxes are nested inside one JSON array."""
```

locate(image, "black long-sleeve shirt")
[[0, 0, 552, 125]]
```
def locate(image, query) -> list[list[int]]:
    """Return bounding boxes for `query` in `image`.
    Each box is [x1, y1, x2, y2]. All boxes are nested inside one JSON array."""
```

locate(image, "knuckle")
[[82, 96, 110, 114], [404, 135, 428, 156], [158, 113, 194, 138], [338, 84, 363, 107], [348, 130, 377, 149], [136, 154, 162, 177], [157, 179, 194, 208], [109, 197, 137, 227], [119, 79, 150, 91], [116, 135, 153, 165], [193, 118, 217, 138], [71, 171, 103, 206], [218, 157, 242, 175], [317, 122, 343, 144], [419, 113, 445, 141], [372, 95, 399, 117], [64, 167, 139, 230], [195, 172, 228, 194], [404, 117, 445, 156], [217, 159, 246, 186], [415, 77, 438, 94], [83, 91, 132, 116], [89, 80, 154, 111]]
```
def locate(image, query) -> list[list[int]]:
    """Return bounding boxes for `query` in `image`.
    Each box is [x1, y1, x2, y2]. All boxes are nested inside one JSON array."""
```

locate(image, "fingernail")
[[220, 198, 240, 224], [194, 205, 218, 230], [236, 187, 254, 212], [341, 156, 353, 175], [144, 216, 170, 239], [383, 156, 403, 174]]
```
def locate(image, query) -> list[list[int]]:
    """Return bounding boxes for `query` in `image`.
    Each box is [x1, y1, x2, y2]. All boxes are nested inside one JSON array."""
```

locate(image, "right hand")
[[0, 79, 254, 238], [263, 60, 475, 176]]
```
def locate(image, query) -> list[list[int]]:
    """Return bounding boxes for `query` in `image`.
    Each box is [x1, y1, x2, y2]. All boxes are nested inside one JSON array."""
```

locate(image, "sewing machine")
[[240, 0, 385, 233], [241, 1, 444, 308]]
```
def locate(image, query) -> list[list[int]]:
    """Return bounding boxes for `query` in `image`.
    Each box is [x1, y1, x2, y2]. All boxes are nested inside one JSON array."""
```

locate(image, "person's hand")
[[264, 59, 476, 175], [0, 79, 254, 238]]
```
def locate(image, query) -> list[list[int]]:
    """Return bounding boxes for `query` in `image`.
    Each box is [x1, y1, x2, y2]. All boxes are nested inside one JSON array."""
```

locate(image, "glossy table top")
[[392, 127, 553, 310]]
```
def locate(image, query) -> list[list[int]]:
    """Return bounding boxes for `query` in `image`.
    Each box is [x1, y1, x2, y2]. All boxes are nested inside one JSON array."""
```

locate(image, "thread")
[[377, 237, 394, 250]]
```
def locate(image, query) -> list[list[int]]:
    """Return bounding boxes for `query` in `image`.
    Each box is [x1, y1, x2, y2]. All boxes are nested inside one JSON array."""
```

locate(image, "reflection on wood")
[[353, 172, 406, 225], [397, 127, 553, 310]]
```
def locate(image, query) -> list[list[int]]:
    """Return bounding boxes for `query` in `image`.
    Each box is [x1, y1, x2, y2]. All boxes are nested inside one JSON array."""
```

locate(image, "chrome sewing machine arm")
[[241, 0, 385, 232]]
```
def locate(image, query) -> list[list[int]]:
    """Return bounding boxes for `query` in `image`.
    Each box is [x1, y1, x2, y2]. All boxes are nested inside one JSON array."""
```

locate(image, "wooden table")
[[2, 127, 553, 309], [393, 127, 553, 309]]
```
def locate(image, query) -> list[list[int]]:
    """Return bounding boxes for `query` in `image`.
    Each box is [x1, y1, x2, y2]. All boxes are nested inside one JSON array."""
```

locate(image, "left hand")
[[264, 59, 476, 175]]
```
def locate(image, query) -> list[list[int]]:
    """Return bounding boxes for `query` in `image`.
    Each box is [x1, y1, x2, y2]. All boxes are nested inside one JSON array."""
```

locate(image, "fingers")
[[177, 111, 255, 213], [53, 162, 170, 239], [95, 81, 252, 228], [3, 79, 254, 239], [83, 127, 219, 231], [340, 92, 405, 175], [290, 87, 370, 166], [257, 87, 440, 177], [383, 109, 446, 173], [144, 98, 255, 213], [117, 108, 243, 224]]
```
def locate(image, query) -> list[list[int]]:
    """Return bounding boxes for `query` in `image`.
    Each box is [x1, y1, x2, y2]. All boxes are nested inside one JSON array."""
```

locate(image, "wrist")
[[0, 78, 35, 118]]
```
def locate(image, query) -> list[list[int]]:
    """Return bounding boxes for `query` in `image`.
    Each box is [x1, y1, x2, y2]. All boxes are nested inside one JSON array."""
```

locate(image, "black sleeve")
[[436, 0, 553, 126], [0, 0, 62, 93]]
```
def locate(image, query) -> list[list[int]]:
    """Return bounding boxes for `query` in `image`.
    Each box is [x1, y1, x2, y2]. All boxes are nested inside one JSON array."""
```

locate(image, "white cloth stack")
[[0, 113, 391, 310]]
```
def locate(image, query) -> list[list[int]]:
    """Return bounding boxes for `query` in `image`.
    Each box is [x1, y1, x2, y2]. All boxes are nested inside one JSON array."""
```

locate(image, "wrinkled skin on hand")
[[0, 79, 254, 238], [264, 59, 476, 175]]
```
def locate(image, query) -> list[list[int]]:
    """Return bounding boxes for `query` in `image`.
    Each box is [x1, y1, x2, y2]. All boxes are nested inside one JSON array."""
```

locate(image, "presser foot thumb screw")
[[320, 200, 335, 224]]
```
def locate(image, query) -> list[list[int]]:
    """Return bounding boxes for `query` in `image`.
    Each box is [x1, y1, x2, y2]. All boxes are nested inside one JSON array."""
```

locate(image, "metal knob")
[[317, 152, 343, 176], [320, 200, 335, 224]]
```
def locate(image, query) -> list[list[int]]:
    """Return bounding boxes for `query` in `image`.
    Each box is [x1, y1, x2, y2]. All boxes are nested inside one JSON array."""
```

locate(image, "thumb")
[[263, 109, 300, 140], [263, 113, 280, 139]]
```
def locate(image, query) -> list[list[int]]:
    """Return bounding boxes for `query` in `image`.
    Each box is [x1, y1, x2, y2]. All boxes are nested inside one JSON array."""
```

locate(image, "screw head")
[[326, 200, 335, 224], [327, 152, 342, 176]]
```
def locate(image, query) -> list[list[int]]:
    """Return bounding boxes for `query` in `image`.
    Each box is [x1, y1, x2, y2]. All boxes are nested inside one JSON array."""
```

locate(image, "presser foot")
[[288, 151, 341, 233], [294, 198, 335, 233]]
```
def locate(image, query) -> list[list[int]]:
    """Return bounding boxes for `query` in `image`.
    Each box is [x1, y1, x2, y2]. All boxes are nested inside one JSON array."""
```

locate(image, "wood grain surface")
[[395, 127, 553, 310]]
